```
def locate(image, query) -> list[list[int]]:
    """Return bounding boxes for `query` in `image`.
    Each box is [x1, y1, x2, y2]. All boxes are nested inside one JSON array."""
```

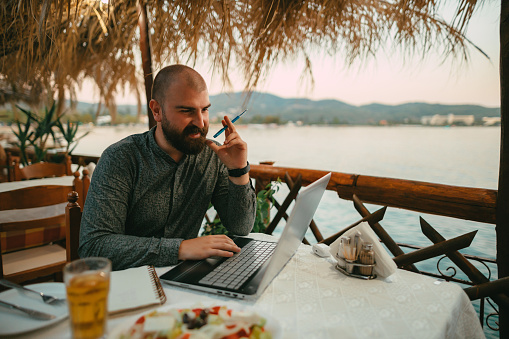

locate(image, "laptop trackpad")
[[205, 256, 223, 265]]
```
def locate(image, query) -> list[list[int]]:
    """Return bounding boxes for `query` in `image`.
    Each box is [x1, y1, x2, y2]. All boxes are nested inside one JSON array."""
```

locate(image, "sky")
[[78, 1, 501, 108]]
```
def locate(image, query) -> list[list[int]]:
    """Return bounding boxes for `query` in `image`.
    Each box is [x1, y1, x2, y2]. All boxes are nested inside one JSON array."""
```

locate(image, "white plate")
[[0, 282, 68, 336], [108, 301, 282, 339]]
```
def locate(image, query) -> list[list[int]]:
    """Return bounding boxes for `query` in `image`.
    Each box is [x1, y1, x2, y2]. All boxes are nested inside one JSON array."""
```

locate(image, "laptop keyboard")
[[198, 240, 277, 290]]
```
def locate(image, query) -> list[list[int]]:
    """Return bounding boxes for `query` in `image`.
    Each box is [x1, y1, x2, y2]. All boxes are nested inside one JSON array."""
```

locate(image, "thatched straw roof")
[[0, 0, 484, 112]]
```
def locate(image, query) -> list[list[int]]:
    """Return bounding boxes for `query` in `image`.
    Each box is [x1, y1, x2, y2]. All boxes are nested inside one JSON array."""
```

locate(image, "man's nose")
[[193, 111, 207, 128]]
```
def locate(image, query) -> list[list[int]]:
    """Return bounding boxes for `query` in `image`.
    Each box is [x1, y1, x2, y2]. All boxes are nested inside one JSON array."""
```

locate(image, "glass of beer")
[[64, 257, 111, 339]]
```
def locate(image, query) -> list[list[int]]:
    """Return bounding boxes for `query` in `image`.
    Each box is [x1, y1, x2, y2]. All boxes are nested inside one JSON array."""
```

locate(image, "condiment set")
[[335, 231, 377, 280]]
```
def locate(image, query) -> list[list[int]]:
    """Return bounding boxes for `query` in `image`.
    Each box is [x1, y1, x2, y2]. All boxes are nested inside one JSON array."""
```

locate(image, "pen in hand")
[[213, 109, 248, 138]]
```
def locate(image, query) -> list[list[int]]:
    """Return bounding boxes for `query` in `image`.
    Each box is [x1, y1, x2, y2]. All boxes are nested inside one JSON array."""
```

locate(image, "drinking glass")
[[64, 257, 111, 339]]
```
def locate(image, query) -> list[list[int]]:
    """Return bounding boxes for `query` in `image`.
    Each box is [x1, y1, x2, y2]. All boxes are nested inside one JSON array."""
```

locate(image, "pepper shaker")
[[359, 243, 375, 276]]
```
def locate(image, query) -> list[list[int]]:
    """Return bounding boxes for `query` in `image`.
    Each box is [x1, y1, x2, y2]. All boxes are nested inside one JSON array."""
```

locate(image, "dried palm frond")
[[0, 0, 485, 111]]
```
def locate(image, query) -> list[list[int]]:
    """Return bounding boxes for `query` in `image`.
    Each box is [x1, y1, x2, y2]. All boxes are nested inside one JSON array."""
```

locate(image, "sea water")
[[74, 124, 500, 338]]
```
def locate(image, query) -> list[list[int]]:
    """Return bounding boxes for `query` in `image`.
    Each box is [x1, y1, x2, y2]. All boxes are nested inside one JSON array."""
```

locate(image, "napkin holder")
[[335, 257, 377, 280], [329, 222, 398, 279]]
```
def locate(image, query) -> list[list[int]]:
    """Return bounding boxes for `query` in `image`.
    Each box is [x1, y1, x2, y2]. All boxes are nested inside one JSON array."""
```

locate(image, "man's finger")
[[206, 140, 221, 152], [224, 116, 237, 132]]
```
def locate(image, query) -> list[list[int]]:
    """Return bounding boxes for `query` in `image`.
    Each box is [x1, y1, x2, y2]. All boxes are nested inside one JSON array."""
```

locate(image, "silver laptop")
[[159, 172, 331, 299]]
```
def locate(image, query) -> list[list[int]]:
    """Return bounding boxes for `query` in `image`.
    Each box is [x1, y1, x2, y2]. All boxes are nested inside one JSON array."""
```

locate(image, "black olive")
[[200, 309, 209, 319], [194, 317, 204, 329]]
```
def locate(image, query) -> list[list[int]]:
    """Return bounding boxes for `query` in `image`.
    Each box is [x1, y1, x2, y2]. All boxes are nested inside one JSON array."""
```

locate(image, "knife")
[[0, 300, 56, 320]]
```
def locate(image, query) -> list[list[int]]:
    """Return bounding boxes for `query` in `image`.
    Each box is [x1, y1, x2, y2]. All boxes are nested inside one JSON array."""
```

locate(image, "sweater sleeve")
[[78, 146, 182, 270], [211, 165, 257, 235]]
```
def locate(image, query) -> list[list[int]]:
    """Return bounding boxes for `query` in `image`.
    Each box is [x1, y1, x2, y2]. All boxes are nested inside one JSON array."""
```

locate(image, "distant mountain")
[[207, 92, 500, 125], [73, 92, 500, 125]]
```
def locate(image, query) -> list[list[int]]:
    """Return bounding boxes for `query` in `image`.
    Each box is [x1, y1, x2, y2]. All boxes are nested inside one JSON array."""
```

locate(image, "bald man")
[[79, 65, 256, 270]]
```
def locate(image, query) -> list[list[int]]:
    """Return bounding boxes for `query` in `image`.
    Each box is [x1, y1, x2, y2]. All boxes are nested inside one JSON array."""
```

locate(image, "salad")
[[119, 305, 272, 339]]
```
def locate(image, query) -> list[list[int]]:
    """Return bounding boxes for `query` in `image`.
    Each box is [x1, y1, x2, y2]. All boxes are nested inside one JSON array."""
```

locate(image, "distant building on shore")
[[420, 114, 475, 126], [482, 117, 501, 126]]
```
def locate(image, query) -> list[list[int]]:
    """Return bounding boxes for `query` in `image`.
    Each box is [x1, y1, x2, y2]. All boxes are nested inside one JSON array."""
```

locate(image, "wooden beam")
[[421, 217, 509, 309], [137, 0, 156, 129], [393, 231, 477, 267], [353, 194, 419, 273], [250, 164, 497, 224], [464, 277, 509, 301], [498, 0, 509, 334], [319, 206, 387, 245]]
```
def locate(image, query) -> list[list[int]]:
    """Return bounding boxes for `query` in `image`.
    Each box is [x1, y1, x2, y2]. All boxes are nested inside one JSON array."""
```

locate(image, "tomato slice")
[[223, 334, 241, 339], [223, 329, 249, 339], [210, 306, 221, 315], [135, 315, 145, 324], [192, 308, 203, 317]]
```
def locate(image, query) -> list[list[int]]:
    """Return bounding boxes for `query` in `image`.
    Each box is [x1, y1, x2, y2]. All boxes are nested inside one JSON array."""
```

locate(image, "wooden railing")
[[250, 163, 497, 224]]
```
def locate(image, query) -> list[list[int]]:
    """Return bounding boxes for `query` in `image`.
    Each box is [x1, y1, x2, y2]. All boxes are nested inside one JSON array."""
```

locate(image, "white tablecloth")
[[5, 234, 485, 339], [0, 176, 75, 193]]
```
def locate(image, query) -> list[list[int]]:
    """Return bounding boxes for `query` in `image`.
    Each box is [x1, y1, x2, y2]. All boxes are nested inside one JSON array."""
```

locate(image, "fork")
[[0, 279, 65, 305]]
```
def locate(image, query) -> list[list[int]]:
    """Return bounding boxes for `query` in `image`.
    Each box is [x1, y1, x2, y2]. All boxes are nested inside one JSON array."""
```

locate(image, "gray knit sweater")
[[78, 127, 256, 270]]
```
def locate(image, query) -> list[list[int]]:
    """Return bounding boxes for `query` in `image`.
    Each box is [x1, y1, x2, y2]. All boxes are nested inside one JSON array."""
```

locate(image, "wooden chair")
[[64, 167, 92, 261], [72, 168, 90, 211], [0, 185, 73, 284], [7, 152, 72, 182], [65, 191, 82, 262]]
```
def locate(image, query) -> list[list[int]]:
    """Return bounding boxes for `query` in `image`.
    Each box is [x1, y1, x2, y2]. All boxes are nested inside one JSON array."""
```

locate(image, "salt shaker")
[[359, 243, 375, 276]]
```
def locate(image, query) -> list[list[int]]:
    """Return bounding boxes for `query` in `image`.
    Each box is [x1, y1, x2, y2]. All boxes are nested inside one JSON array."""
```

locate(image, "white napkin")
[[329, 221, 397, 278], [86, 162, 96, 178]]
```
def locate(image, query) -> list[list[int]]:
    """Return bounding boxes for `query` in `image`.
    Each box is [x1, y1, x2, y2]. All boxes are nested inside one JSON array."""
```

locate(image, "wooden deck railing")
[[250, 163, 497, 224]]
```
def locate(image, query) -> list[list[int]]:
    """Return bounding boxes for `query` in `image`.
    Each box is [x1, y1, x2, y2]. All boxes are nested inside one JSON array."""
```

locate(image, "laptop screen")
[[257, 172, 331, 293]]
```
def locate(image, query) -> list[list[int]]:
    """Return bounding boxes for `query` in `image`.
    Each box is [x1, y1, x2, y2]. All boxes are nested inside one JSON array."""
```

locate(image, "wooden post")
[[393, 231, 477, 267], [137, 0, 156, 129], [319, 206, 387, 245], [421, 217, 509, 309], [65, 191, 82, 262], [498, 0, 509, 335], [464, 277, 509, 301]]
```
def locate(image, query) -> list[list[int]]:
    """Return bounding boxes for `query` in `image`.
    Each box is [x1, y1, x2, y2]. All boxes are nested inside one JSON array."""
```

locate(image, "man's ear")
[[149, 99, 162, 122]]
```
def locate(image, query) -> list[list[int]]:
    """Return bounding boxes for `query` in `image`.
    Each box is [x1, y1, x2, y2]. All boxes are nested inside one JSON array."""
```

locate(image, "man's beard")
[[160, 111, 208, 155]]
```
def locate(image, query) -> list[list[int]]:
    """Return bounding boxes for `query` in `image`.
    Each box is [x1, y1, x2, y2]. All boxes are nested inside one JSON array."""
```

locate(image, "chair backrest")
[[7, 153, 72, 181], [6, 153, 21, 182], [72, 168, 90, 211], [0, 185, 73, 255], [65, 191, 82, 262]]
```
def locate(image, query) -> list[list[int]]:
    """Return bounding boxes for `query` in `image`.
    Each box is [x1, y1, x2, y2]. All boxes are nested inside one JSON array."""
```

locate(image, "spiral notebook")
[[108, 265, 166, 315]]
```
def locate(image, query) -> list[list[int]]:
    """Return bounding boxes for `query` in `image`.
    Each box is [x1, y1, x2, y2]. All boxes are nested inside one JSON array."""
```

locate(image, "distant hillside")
[[72, 92, 500, 125], [208, 92, 501, 125]]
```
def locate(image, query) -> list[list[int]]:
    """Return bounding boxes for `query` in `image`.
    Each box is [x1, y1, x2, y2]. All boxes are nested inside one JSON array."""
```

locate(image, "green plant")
[[11, 102, 88, 165], [201, 179, 281, 236], [11, 117, 33, 166], [252, 178, 281, 233], [56, 120, 90, 155], [202, 212, 229, 236], [22, 104, 59, 160]]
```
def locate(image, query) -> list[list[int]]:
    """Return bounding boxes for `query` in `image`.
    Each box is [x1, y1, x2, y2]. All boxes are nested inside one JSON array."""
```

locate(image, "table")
[[6, 234, 485, 339]]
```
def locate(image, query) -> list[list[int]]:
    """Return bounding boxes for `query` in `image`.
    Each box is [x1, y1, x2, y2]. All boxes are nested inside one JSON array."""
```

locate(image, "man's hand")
[[178, 235, 241, 261], [206, 116, 249, 185]]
